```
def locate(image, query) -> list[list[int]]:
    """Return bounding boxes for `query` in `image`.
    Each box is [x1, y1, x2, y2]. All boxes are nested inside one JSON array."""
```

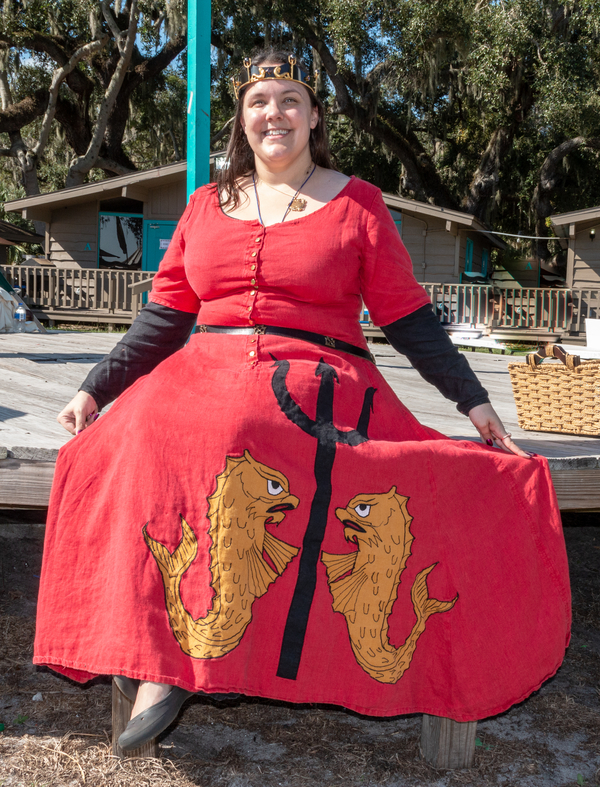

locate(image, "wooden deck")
[[1, 332, 599, 510]]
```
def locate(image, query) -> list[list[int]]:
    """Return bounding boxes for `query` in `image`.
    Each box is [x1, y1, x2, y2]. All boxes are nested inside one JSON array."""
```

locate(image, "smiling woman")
[[34, 45, 571, 760], [217, 50, 341, 223]]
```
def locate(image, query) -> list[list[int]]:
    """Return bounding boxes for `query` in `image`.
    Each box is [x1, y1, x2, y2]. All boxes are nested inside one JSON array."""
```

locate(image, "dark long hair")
[[216, 48, 335, 210]]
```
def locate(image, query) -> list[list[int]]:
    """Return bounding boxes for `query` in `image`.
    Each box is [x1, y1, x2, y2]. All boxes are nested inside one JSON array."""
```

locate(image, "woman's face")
[[241, 73, 318, 172]]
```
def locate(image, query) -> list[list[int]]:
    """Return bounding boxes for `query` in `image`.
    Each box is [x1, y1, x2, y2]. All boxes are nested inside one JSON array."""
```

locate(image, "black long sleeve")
[[381, 304, 490, 416], [81, 302, 489, 417], [79, 302, 197, 410]]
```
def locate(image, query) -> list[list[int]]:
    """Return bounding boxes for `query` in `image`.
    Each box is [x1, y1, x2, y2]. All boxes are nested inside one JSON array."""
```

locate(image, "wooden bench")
[[110, 679, 478, 767]]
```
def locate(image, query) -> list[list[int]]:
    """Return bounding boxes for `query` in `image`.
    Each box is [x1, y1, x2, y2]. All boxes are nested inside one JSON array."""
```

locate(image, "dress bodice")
[[149, 177, 430, 347]]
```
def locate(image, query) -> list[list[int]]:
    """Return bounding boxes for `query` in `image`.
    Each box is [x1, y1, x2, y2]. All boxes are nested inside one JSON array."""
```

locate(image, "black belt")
[[194, 324, 375, 363]]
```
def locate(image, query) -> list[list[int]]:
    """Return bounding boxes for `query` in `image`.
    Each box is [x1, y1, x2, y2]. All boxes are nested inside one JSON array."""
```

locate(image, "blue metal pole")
[[187, 0, 211, 200]]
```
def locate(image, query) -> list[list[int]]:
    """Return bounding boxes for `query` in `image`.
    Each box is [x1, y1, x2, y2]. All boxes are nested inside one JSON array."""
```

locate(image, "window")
[[465, 238, 474, 273], [98, 213, 143, 269], [388, 208, 402, 236], [481, 248, 489, 278]]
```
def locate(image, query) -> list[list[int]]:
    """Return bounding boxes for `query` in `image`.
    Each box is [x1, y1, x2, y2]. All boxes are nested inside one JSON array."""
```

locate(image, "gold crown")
[[232, 55, 315, 99]]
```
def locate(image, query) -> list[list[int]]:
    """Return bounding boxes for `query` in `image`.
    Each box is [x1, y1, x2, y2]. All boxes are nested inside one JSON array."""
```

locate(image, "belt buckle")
[[325, 336, 336, 348], [254, 325, 267, 335], [197, 324, 207, 333]]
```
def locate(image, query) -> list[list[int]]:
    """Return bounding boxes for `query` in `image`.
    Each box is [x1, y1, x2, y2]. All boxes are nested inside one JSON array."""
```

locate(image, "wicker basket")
[[508, 345, 600, 436]]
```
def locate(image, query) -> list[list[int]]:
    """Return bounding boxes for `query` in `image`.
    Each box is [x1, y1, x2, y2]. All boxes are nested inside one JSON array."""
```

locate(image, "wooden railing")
[[2, 266, 599, 339], [492, 287, 570, 331], [0, 265, 148, 314], [371, 284, 600, 337], [569, 288, 600, 332], [423, 284, 494, 326]]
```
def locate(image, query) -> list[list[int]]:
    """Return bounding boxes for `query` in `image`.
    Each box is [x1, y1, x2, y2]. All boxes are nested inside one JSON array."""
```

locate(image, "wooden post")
[[49, 269, 56, 306], [111, 679, 158, 759], [187, 0, 211, 199], [420, 714, 477, 770], [108, 274, 115, 314]]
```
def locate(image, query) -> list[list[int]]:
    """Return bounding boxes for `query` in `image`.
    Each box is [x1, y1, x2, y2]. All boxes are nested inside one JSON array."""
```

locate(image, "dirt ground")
[[1, 509, 599, 787]]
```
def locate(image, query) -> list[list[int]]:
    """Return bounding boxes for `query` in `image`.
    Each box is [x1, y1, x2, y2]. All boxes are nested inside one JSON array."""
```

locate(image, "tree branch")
[[33, 35, 109, 161], [532, 136, 600, 260], [0, 91, 48, 134], [0, 31, 96, 98], [0, 62, 13, 111], [130, 33, 186, 82], [210, 31, 234, 57], [54, 96, 92, 156], [67, 0, 139, 186], [95, 155, 134, 176], [210, 116, 234, 148], [101, 1, 125, 47], [464, 80, 534, 220], [296, 23, 457, 207]]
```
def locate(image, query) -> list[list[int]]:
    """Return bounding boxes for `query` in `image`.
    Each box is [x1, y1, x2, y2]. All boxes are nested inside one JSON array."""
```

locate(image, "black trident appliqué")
[[270, 357, 376, 680]]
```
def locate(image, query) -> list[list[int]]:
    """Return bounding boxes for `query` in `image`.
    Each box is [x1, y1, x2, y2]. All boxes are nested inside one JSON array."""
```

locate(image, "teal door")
[[142, 220, 178, 273]]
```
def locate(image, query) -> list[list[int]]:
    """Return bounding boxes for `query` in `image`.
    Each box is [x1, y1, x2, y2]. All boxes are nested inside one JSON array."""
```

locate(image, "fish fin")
[[321, 550, 357, 583], [143, 517, 198, 578], [263, 531, 299, 575], [246, 542, 278, 598], [326, 565, 368, 614]]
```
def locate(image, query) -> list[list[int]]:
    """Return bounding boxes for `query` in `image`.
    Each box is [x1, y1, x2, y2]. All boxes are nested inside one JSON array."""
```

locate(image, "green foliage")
[[2, 0, 600, 257], [126, 70, 187, 166], [0, 0, 187, 192], [328, 116, 402, 192], [205, 0, 600, 242]]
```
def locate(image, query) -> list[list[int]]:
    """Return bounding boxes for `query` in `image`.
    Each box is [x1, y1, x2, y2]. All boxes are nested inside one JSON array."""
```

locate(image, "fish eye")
[[268, 479, 283, 495], [354, 504, 371, 518]]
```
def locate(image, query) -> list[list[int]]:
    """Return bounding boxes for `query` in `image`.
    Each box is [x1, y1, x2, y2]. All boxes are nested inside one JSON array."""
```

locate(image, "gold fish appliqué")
[[322, 487, 457, 683], [144, 451, 300, 659]]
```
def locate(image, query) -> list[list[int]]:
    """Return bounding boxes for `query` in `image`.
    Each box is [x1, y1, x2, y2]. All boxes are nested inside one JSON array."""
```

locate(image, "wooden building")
[[551, 205, 600, 289], [5, 162, 187, 271], [4, 162, 500, 284], [384, 195, 502, 284]]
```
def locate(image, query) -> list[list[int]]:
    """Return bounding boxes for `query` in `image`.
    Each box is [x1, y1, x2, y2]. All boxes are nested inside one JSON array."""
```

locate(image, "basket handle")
[[526, 344, 581, 371]]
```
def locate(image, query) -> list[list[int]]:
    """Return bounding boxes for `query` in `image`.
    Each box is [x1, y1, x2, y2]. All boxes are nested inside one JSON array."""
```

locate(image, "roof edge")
[[551, 205, 600, 227], [382, 192, 506, 249], [5, 161, 188, 212]]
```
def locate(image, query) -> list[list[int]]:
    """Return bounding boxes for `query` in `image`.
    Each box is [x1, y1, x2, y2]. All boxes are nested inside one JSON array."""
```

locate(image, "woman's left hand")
[[468, 403, 533, 459]]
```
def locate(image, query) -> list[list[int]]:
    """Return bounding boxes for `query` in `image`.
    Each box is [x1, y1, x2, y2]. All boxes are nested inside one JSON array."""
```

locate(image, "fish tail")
[[143, 516, 198, 579], [378, 565, 456, 682], [411, 563, 458, 622]]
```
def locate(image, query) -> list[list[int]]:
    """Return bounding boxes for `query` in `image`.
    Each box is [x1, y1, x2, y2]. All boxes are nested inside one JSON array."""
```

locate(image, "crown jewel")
[[232, 55, 315, 99]]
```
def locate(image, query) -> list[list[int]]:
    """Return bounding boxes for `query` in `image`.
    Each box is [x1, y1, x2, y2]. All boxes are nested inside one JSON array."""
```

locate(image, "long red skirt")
[[34, 334, 571, 721]]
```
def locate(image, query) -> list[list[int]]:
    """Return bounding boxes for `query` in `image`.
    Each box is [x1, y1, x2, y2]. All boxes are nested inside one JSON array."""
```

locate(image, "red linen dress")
[[34, 178, 571, 721]]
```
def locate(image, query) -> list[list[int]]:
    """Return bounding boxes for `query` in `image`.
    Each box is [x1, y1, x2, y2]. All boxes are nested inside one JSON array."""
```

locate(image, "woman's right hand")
[[57, 391, 99, 435]]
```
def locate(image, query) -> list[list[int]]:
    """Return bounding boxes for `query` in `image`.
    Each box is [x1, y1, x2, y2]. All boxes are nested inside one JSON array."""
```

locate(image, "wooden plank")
[[549, 468, 600, 511], [3, 457, 596, 510], [421, 714, 477, 769], [0, 332, 121, 454], [0, 458, 55, 507], [112, 680, 158, 759], [32, 308, 133, 324]]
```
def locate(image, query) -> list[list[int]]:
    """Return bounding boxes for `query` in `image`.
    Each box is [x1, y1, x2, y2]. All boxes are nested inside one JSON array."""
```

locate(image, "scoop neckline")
[[217, 175, 356, 227]]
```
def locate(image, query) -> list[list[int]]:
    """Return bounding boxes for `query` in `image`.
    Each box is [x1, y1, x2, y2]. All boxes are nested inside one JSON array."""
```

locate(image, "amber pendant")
[[289, 198, 308, 212]]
